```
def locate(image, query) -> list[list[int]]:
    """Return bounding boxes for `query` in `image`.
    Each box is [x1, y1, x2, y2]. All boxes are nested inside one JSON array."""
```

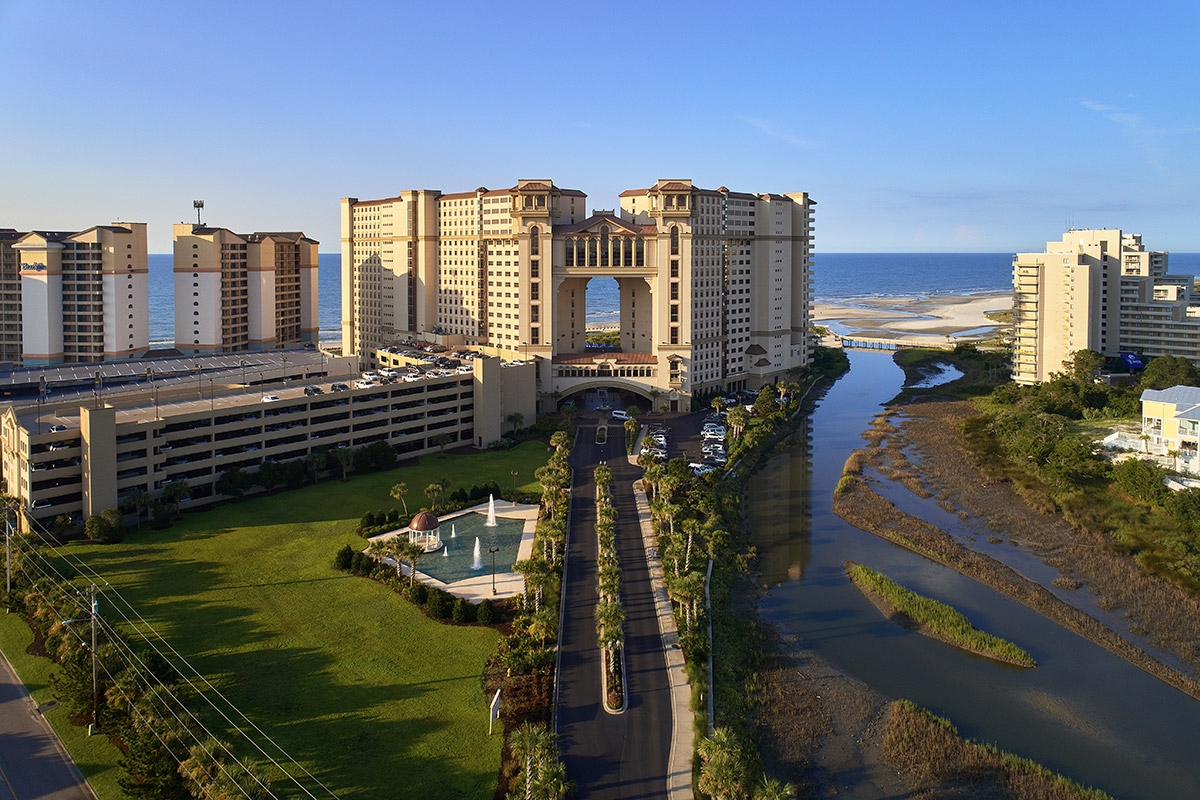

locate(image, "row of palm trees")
[[593, 465, 626, 711], [507, 722, 573, 800]]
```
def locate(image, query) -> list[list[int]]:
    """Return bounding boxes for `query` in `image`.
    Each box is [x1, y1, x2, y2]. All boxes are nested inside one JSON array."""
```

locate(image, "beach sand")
[[814, 291, 1012, 343]]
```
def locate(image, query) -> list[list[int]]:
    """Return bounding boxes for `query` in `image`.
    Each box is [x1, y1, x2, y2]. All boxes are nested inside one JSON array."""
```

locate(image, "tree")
[[594, 598, 625, 672], [754, 776, 797, 800], [161, 480, 190, 517], [559, 402, 578, 425], [254, 460, 286, 492], [754, 385, 775, 416], [626, 404, 643, 421], [648, 388, 662, 413], [509, 723, 557, 800], [711, 396, 726, 414], [549, 430, 569, 451], [1140, 354, 1200, 391], [727, 406, 750, 438], [304, 449, 328, 483], [425, 482, 446, 511], [121, 488, 151, 528], [390, 482, 410, 515], [1064, 348, 1105, 383], [506, 411, 525, 433], [698, 728, 747, 800], [331, 447, 353, 481], [215, 467, 251, 499], [85, 508, 123, 543], [432, 433, 452, 456]]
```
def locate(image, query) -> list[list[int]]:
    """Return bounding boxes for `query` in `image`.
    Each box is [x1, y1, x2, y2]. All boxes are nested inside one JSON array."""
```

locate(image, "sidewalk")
[[631, 478, 695, 800]]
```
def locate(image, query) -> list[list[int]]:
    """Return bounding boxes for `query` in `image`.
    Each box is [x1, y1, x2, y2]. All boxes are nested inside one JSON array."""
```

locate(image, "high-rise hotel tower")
[[174, 224, 319, 354], [0, 223, 149, 366], [341, 179, 814, 409]]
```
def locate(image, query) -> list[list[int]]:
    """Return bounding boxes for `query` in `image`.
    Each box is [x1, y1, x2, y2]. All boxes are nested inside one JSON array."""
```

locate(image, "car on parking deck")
[[330, 383, 349, 392], [303, 386, 324, 396]]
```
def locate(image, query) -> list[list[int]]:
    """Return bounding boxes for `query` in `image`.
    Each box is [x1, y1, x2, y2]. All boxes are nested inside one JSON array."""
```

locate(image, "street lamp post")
[[209, 378, 214, 411], [488, 546, 500, 595], [510, 470, 519, 497], [240, 360, 247, 393]]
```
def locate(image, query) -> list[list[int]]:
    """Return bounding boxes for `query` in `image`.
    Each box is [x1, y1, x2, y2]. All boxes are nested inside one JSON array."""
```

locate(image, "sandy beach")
[[815, 291, 1012, 344]]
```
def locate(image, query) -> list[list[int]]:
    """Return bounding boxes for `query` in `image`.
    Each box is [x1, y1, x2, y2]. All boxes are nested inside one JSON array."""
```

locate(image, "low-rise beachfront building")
[[1140, 385, 1200, 469], [0, 223, 150, 367], [0, 354, 534, 529], [1013, 228, 1200, 385]]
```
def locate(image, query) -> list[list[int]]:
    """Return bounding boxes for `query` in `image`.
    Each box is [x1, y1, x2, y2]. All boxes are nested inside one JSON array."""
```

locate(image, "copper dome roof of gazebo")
[[409, 511, 440, 531]]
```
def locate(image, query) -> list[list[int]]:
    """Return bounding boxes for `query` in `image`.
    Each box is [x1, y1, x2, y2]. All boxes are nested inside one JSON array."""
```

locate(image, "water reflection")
[[748, 350, 1200, 800]]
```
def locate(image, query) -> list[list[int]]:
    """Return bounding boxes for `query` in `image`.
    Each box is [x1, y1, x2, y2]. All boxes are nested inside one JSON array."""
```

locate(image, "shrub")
[[350, 551, 366, 574], [84, 508, 124, 544], [452, 597, 475, 624], [477, 598, 496, 625], [407, 583, 428, 605], [360, 511, 377, 529], [333, 544, 355, 571], [426, 589, 447, 618], [386, 508, 400, 524]]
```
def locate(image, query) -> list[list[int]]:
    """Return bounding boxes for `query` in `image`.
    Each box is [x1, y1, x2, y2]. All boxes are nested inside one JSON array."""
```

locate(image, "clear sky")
[[2, 0, 1197, 253]]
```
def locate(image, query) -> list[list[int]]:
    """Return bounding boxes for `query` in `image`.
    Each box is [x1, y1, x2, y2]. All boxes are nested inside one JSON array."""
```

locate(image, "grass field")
[[9, 441, 551, 799]]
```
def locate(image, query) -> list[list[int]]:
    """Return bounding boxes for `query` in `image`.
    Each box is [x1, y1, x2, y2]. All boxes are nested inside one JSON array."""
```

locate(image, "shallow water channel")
[[749, 350, 1200, 799]]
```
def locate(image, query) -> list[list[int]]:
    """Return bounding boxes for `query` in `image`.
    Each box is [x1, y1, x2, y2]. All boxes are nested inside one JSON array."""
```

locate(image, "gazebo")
[[407, 511, 444, 552]]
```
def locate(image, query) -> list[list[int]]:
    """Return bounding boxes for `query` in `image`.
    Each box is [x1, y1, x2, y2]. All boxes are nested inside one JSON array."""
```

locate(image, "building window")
[[530, 225, 539, 256], [670, 225, 679, 256], [671, 260, 679, 278]]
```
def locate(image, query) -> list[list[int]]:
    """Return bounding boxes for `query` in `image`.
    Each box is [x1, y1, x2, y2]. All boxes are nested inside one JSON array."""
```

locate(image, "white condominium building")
[[0, 223, 149, 367], [342, 179, 815, 410], [1013, 228, 1199, 384], [174, 224, 319, 354]]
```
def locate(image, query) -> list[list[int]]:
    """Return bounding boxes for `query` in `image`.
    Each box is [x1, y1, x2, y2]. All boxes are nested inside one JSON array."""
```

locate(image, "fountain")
[[450, 523, 456, 539], [472, 537, 483, 570], [443, 544, 449, 557], [486, 494, 497, 527]]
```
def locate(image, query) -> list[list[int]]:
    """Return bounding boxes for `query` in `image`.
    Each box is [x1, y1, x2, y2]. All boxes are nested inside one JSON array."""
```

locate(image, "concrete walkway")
[[632, 479, 695, 800]]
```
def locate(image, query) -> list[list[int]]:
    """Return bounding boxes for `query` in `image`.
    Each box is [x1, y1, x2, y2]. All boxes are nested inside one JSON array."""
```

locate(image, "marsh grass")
[[846, 562, 1036, 667]]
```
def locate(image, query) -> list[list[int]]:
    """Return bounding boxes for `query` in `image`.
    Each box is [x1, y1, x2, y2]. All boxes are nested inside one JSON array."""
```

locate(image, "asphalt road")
[[0, 649, 93, 800], [556, 416, 672, 799]]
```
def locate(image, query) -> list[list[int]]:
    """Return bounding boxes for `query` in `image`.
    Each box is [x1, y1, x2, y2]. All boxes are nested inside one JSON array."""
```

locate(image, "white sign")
[[488, 688, 501, 735]]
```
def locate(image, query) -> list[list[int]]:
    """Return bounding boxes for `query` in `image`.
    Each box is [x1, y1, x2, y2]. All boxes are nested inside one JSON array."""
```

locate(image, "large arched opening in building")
[[556, 379, 659, 414]]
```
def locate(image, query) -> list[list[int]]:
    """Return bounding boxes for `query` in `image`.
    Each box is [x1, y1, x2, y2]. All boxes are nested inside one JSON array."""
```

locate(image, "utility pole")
[[5, 502, 12, 597], [91, 583, 99, 730]]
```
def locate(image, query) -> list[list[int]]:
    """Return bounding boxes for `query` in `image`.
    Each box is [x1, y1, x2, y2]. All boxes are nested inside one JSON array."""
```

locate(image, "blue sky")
[[2, 0, 1197, 253]]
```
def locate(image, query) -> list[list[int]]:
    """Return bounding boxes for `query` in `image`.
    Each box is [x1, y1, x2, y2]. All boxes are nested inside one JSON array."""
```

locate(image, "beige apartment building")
[[1013, 229, 1200, 384], [174, 224, 319, 354], [0, 224, 150, 367], [341, 179, 814, 410], [1, 355, 534, 527]]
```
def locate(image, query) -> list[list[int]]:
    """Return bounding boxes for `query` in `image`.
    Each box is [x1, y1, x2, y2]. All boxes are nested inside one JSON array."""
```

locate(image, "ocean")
[[146, 252, 1200, 347]]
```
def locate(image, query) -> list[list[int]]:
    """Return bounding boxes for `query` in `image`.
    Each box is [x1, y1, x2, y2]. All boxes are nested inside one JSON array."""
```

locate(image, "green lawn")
[[12, 441, 551, 799]]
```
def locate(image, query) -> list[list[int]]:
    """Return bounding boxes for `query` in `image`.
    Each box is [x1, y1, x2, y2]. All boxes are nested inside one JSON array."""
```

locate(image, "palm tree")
[[509, 723, 556, 800], [1169, 448, 1182, 471], [390, 482, 409, 515], [597, 564, 622, 600], [526, 606, 557, 648], [711, 396, 725, 414], [506, 411, 525, 433], [432, 432, 452, 456], [1139, 433, 1151, 453], [682, 518, 700, 573], [425, 482, 444, 511], [754, 776, 797, 800], [331, 447, 353, 481], [367, 538, 405, 581], [624, 416, 639, 451], [775, 381, 789, 407], [727, 406, 750, 438], [594, 598, 625, 672], [549, 430, 569, 451], [698, 729, 746, 800], [648, 388, 662, 414], [123, 488, 149, 528], [559, 402, 578, 425]]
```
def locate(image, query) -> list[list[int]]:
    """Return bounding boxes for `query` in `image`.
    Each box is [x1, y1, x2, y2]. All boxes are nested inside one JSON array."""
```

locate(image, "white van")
[[611, 409, 629, 421]]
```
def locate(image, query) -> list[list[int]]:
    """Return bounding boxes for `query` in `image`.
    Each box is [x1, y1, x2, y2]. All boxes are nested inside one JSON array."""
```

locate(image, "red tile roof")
[[553, 352, 658, 365]]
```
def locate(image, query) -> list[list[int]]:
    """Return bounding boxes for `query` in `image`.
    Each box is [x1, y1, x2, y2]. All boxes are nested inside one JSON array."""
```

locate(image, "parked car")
[[361, 371, 380, 381], [611, 409, 629, 421], [330, 383, 349, 392], [261, 394, 281, 403], [378, 368, 398, 378], [303, 386, 324, 396], [353, 380, 375, 389]]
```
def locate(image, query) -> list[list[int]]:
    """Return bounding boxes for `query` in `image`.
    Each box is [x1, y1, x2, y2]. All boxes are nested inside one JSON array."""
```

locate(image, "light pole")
[[209, 378, 214, 411], [153, 385, 160, 421], [488, 546, 500, 595], [240, 359, 247, 393], [510, 470, 519, 496]]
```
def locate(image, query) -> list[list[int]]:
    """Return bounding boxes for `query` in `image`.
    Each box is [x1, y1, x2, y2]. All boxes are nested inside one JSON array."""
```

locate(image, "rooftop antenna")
[[193, 199, 204, 226]]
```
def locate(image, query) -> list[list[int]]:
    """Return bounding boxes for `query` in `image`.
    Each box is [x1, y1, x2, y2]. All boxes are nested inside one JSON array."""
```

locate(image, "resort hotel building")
[[341, 179, 815, 411], [173, 224, 319, 354], [1013, 228, 1200, 385], [0, 224, 150, 367]]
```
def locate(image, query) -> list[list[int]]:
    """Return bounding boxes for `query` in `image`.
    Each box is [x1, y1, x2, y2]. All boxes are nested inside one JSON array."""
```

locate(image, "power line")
[[12, 516, 336, 797]]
